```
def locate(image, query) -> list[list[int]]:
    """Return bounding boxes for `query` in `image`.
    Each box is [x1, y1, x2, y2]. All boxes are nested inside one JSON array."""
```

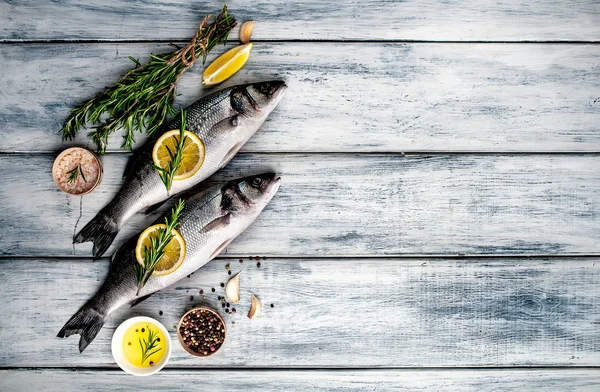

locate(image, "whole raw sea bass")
[[75, 81, 287, 258], [59, 173, 281, 352]]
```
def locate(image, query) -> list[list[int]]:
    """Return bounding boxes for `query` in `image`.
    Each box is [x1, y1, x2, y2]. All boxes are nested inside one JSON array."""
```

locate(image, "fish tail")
[[73, 212, 118, 259], [57, 304, 106, 353]]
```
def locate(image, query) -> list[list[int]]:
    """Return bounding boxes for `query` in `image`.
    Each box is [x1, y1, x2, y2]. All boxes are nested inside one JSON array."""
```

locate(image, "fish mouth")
[[271, 82, 288, 102], [266, 175, 281, 200]]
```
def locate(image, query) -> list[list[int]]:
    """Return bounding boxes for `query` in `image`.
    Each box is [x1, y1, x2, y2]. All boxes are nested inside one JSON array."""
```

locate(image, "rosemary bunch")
[[134, 199, 185, 295], [139, 325, 162, 364], [60, 6, 236, 153], [154, 109, 188, 192]]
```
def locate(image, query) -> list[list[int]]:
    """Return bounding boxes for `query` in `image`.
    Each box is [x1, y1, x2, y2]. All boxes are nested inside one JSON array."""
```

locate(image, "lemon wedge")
[[135, 224, 186, 276], [152, 130, 205, 181], [202, 43, 253, 86]]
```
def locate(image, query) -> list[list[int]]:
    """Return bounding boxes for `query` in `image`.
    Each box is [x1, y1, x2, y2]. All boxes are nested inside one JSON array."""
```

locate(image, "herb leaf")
[[134, 199, 185, 295], [154, 109, 188, 192], [139, 324, 162, 364], [66, 165, 87, 184], [60, 6, 236, 153]]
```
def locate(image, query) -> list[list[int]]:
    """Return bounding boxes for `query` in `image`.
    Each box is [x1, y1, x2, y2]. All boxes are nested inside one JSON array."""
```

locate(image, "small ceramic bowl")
[[177, 306, 226, 357], [111, 316, 172, 376], [52, 147, 103, 196]]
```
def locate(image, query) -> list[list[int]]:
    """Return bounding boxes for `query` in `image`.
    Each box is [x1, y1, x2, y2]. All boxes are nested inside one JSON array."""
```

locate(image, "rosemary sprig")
[[154, 109, 188, 192], [139, 324, 162, 365], [134, 199, 185, 295], [60, 6, 236, 153], [66, 165, 87, 184]]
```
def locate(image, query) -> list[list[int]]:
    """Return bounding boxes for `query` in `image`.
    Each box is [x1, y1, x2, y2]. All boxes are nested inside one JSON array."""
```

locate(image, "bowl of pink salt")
[[52, 147, 102, 196]]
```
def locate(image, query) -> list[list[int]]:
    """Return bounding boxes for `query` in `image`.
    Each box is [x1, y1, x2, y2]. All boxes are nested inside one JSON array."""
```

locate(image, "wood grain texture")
[[1, 42, 600, 153], [1, 369, 600, 391], [1, 153, 599, 257], [0, 257, 598, 367], [1, 1, 599, 42]]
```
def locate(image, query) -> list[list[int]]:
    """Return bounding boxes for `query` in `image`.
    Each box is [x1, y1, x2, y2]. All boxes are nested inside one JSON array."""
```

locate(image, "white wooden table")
[[1, 1, 599, 390]]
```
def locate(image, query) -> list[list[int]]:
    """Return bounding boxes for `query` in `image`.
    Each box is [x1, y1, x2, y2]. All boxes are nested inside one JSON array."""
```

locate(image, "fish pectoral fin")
[[200, 213, 231, 234], [143, 198, 171, 215], [218, 142, 243, 169], [129, 293, 155, 308], [210, 238, 233, 259]]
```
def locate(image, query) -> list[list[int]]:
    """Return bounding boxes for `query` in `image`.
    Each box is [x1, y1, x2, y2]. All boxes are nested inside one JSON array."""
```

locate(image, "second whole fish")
[[74, 81, 287, 258], [59, 172, 281, 352]]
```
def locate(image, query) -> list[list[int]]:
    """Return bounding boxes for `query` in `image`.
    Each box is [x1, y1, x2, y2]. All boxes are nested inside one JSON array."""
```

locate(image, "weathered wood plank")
[[1, 1, 599, 42], [1, 369, 600, 391], [1, 154, 599, 257], [1, 43, 599, 153], [0, 257, 598, 367]]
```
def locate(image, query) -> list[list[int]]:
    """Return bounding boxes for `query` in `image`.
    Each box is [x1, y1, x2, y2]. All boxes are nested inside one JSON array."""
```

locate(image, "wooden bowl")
[[52, 147, 103, 196], [177, 306, 226, 357]]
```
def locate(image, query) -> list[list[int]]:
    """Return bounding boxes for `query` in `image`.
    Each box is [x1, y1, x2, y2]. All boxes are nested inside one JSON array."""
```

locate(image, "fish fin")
[[201, 213, 231, 234], [218, 142, 243, 169], [143, 199, 170, 215], [122, 155, 136, 179], [73, 212, 118, 259], [130, 293, 155, 308], [210, 238, 233, 259], [57, 305, 106, 353]]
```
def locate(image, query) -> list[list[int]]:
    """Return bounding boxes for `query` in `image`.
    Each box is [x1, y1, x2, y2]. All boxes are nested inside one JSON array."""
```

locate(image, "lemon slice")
[[135, 224, 186, 276], [152, 130, 205, 181], [202, 43, 253, 86]]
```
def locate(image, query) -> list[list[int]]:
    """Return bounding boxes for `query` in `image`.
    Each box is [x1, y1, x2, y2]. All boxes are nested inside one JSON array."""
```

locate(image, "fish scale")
[[59, 173, 281, 353], [74, 81, 287, 259]]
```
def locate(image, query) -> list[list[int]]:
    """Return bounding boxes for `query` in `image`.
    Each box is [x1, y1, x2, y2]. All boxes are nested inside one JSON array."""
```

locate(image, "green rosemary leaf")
[[135, 199, 185, 295], [155, 109, 188, 192]]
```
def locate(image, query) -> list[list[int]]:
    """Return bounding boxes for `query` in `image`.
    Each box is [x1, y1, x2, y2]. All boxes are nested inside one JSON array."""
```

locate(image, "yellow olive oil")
[[122, 321, 167, 368]]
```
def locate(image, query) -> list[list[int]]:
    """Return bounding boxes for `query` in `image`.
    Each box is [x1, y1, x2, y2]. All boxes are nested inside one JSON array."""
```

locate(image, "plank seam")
[[2, 366, 600, 371], [2, 152, 600, 156], [1, 39, 600, 45], [2, 255, 600, 261]]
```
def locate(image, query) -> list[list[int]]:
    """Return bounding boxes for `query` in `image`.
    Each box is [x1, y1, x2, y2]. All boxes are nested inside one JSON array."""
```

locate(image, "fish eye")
[[251, 177, 263, 187], [259, 83, 270, 93]]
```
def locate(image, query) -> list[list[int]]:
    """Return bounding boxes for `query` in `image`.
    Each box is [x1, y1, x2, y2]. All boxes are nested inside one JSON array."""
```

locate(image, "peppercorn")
[[220, 282, 225, 287], [228, 270, 232, 275], [212, 288, 215, 292], [159, 310, 163, 315], [190, 295, 194, 301], [270, 304, 274, 308], [257, 262, 261, 268], [199, 289, 204, 295]]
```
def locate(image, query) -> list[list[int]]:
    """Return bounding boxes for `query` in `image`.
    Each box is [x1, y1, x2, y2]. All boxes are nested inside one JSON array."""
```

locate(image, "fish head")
[[230, 81, 287, 122], [221, 173, 281, 218]]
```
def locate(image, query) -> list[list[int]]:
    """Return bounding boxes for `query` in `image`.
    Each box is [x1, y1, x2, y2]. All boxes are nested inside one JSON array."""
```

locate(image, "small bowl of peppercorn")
[[177, 306, 226, 357]]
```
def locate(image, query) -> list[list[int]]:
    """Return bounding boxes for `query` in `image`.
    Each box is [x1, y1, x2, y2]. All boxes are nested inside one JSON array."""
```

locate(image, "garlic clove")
[[248, 294, 262, 319], [226, 271, 241, 303], [239, 21, 254, 44]]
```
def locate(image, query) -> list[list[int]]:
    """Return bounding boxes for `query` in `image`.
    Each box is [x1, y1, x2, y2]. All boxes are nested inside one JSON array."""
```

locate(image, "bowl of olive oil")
[[111, 316, 172, 376]]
